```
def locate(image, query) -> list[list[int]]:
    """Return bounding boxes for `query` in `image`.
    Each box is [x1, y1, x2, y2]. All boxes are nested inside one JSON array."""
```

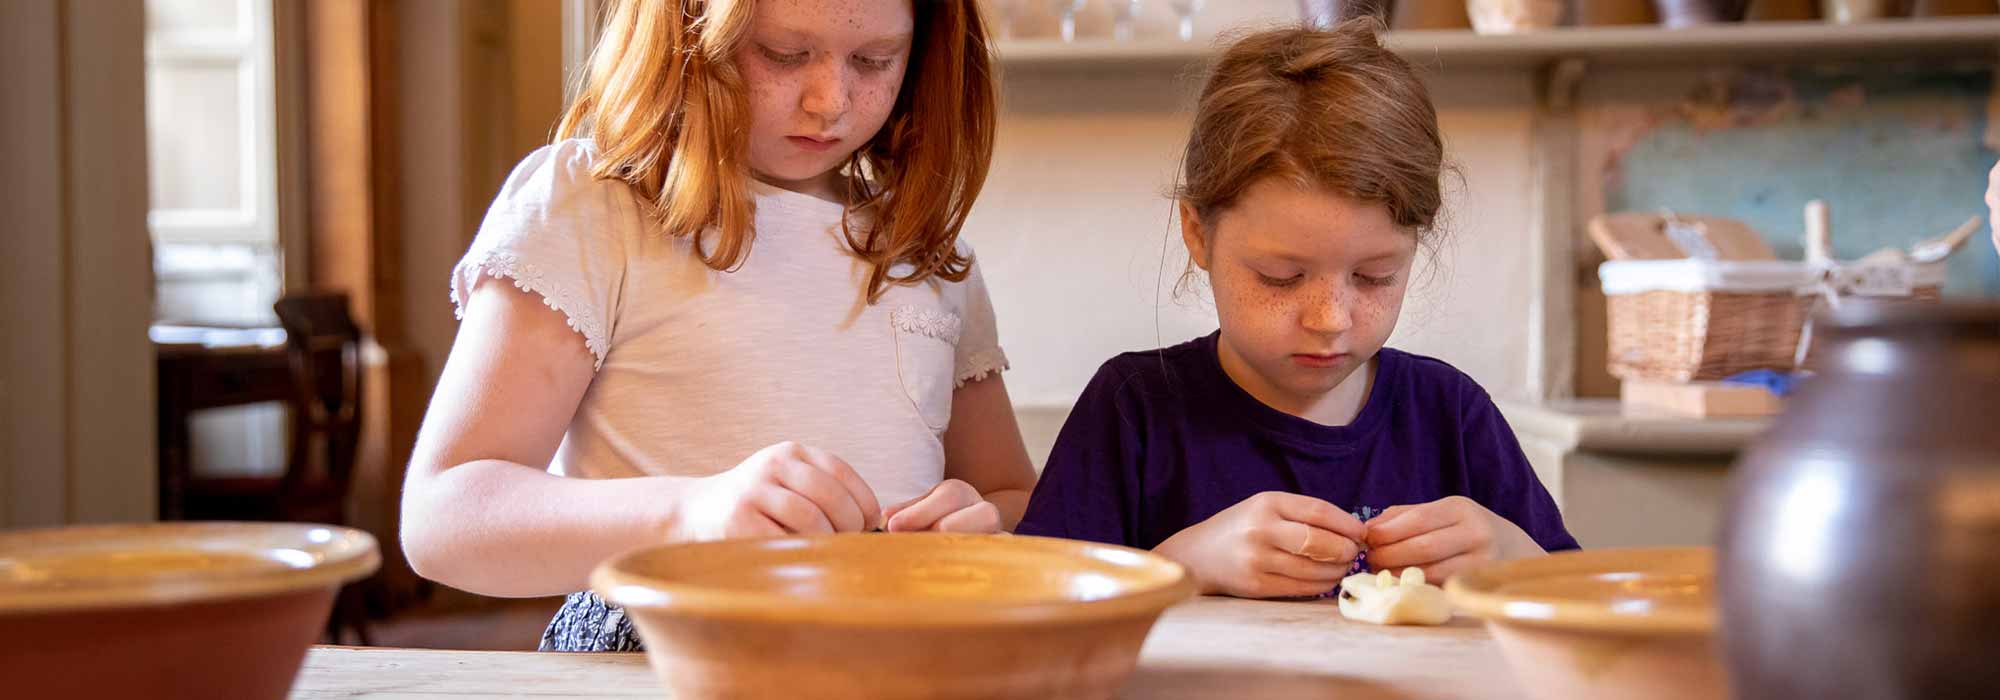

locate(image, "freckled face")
[[1182, 178, 1417, 410], [737, 0, 914, 199]]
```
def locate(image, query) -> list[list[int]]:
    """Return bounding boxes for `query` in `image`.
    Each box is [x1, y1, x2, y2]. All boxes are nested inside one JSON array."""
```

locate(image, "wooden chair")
[[182, 292, 371, 644]]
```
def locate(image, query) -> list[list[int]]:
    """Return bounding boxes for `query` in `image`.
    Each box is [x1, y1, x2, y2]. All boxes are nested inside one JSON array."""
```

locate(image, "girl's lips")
[[788, 135, 840, 152], [1291, 353, 1349, 369]]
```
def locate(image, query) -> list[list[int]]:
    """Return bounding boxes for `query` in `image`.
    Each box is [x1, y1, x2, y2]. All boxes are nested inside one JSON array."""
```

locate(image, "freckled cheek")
[[1353, 291, 1404, 342], [1216, 280, 1294, 346], [746, 79, 793, 123], [852, 81, 898, 122]]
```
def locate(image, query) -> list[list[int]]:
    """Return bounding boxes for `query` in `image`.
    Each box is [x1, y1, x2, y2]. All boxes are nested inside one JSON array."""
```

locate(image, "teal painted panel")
[[1606, 65, 1998, 297]]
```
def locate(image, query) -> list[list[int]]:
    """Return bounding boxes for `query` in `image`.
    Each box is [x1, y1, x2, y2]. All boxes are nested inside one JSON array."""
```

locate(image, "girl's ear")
[[1179, 200, 1212, 272]]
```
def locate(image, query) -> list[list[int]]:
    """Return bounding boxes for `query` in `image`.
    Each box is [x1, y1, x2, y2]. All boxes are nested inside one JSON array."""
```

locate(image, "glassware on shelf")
[[1053, 0, 1089, 42], [1168, 0, 1205, 41], [1113, 0, 1144, 41], [990, 0, 1024, 39]]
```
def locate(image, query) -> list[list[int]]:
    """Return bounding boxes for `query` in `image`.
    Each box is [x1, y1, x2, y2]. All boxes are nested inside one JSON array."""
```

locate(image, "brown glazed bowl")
[[0, 522, 380, 700], [592, 533, 1196, 700], [1445, 547, 1723, 700]]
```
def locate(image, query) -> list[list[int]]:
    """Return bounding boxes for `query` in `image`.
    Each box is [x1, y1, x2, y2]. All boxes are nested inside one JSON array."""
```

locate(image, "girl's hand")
[[882, 479, 1002, 533], [1363, 496, 1543, 583], [672, 442, 884, 540], [1152, 492, 1366, 599]]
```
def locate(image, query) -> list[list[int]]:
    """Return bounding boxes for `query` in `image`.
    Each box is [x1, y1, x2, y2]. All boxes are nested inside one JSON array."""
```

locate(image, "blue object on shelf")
[[1722, 369, 1803, 398]]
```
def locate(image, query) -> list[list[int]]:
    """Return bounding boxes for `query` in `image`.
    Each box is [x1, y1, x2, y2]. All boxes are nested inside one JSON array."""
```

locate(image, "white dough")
[[1336, 567, 1453, 626]]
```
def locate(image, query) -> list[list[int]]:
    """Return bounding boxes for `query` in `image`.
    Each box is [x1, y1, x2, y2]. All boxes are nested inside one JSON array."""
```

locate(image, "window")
[[145, 0, 282, 326]]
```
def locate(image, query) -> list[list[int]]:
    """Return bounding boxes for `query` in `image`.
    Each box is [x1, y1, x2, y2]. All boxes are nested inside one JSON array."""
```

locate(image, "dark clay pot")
[[1719, 301, 2000, 698], [1654, 0, 1752, 25]]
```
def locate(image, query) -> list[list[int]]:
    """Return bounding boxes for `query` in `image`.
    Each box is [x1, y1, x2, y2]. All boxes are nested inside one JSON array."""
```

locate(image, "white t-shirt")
[[450, 139, 1009, 506]]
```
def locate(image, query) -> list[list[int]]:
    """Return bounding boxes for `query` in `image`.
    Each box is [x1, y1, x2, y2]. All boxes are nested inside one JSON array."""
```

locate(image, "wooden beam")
[[0, 0, 69, 528], [1529, 58, 1586, 401], [60, 0, 156, 523]]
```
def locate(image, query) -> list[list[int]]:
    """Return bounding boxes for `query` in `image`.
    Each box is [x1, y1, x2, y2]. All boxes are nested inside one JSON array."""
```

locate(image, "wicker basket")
[[1601, 259, 1947, 382]]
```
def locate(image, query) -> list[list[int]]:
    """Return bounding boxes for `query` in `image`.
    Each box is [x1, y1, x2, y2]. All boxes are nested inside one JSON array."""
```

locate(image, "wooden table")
[[290, 597, 1524, 699]]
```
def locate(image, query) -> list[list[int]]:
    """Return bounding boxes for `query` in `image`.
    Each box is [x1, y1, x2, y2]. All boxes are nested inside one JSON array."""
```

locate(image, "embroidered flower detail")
[[451, 247, 609, 370], [890, 305, 962, 345], [954, 348, 1010, 388]]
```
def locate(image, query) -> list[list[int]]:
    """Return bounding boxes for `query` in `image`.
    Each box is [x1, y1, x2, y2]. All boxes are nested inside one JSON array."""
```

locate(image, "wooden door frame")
[[1, 0, 156, 527]]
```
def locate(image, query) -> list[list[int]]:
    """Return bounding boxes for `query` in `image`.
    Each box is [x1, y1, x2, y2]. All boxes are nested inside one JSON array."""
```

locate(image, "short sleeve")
[[1014, 361, 1145, 546], [952, 247, 1009, 388], [1461, 387, 1581, 552], [451, 140, 633, 370]]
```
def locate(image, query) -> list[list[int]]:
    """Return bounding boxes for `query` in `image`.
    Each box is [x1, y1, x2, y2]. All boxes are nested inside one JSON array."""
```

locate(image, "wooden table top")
[[291, 596, 1524, 699]]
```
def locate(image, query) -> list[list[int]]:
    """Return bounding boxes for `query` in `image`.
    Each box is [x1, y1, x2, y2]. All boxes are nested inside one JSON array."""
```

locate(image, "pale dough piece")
[[1337, 567, 1453, 626]]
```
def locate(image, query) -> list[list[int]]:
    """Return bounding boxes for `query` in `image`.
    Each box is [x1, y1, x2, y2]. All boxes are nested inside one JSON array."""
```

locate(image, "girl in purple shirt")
[[1016, 21, 1577, 599]]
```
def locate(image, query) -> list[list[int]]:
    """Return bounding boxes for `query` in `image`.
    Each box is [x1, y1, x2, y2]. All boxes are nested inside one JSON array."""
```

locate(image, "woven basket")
[[1602, 259, 1947, 382], [1606, 289, 1812, 382]]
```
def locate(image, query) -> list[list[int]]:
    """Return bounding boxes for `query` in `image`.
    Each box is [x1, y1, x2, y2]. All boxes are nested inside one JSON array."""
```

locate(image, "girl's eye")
[[1356, 273, 1397, 288], [760, 46, 809, 66], [852, 55, 895, 72], [1257, 273, 1304, 288]]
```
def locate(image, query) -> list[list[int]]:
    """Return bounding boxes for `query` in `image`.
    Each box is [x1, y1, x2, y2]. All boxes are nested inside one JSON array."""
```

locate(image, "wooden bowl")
[[1444, 547, 1722, 700], [592, 533, 1196, 700], [0, 522, 380, 700]]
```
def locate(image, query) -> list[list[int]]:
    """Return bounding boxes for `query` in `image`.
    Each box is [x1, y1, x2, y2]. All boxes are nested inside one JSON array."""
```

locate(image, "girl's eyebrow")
[[1242, 242, 1413, 265], [857, 33, 913, 52], [758, 26, 912, 51]]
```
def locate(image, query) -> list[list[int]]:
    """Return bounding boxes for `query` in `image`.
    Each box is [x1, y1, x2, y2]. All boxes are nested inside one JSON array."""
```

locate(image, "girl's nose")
[[1301, 283, 1354, 335], [799, 59, 849, 123]]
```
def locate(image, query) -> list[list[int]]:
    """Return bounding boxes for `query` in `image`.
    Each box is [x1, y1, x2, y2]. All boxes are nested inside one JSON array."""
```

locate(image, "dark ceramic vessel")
[[1720, 302, 2000, 698]]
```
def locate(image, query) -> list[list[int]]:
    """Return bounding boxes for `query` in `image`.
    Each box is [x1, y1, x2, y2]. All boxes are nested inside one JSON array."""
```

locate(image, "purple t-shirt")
[[1016, 333, 1578, 558]]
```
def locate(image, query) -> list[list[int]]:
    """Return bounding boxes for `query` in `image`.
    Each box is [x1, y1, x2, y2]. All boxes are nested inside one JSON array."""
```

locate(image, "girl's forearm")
[[400, 460, 698, 598]]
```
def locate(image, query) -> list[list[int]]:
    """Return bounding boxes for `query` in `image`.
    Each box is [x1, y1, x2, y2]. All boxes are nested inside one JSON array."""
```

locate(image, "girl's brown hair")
[[556, 0, 997, 301], [1176, 19, 1445, 247]]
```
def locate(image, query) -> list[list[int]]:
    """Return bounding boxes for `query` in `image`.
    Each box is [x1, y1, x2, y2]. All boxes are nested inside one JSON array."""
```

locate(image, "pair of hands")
[[1153, 492, 1535, 599], [667, 441, 1001, 541]]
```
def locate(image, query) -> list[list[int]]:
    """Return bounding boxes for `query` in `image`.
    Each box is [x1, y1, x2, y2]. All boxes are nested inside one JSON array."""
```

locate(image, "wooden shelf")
[[998, 18, 2000, 70], [1499, 399, 1771, 455]]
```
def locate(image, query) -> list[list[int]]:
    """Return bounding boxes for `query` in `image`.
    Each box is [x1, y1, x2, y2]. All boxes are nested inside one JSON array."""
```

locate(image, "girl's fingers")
[[1367, 524, 1469, 571], [886, 481, 981, 532], [934, 501, 1002, 534], [1263, 493, 1367, 542], [1365, 502, 1457, 548], [753, 486, 835, 535], [794, 444, 884, 530], [1261, 520, 1360, 565], [773, 459, 867, 533], [1407, 552, 1483, 584], [1255, 547, 1353, 583]]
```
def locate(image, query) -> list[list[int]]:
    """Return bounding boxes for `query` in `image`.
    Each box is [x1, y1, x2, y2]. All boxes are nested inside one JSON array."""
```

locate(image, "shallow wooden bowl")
[[1445, 547, 1723, 700], [0, 522, 380, 700], [592, 533, 1196, 700]]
